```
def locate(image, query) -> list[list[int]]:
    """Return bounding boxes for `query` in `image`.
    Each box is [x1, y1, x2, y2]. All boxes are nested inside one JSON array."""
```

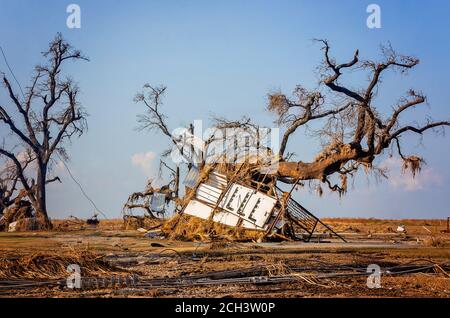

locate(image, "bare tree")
[[0, 34, 88, 228], [267, 40, 449, 194], [124, 85, 183, 217], [125, 84, 228, 217]]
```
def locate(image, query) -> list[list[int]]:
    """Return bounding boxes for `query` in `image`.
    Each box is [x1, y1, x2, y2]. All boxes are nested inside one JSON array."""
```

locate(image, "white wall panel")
[[213, 211, 240, 227], [184, 200, 213, 220]]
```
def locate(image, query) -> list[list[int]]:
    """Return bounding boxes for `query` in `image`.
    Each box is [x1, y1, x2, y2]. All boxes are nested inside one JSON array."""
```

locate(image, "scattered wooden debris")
[[123, 215, 162, 230], [163, 166, 346, 243], [0, 250, 125, 279], [0, 198, 49, 232]]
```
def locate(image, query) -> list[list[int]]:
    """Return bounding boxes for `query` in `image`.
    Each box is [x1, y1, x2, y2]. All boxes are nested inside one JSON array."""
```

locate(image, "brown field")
[[0, 218, 448, 298]]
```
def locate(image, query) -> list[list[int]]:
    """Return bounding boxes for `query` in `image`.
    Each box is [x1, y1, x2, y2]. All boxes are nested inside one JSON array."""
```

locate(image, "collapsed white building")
[[181, 168, 346, 242]]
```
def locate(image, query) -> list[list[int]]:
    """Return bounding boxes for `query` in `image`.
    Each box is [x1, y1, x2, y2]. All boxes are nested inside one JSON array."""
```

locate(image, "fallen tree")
[[126, 41, 449, 240]]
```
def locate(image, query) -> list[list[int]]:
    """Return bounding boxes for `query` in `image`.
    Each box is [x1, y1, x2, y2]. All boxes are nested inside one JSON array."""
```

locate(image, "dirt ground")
[[0, 218, 448, 298]]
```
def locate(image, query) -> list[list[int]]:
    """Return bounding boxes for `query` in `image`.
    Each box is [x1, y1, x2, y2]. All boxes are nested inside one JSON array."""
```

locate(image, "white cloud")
[[131, 151, 157, 178], [380, 157, 444, 192]]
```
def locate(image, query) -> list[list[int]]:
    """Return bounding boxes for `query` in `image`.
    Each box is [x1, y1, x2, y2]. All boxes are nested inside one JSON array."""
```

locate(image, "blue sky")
[[0, 0, 449, 219]]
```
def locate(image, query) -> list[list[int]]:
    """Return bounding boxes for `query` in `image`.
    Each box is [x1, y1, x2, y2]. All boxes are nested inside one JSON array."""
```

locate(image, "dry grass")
[[264, 260, 291, 276], [122, 215, 162, 230], [423, 235, 447, 247], [320, 218, 449, 236], [162, 214, 265, 242], [52, 218, 128, 232], [0, 249, 123, 279]]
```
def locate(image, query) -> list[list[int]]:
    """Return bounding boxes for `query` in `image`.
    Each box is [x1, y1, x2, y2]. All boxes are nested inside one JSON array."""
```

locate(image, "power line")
[[0, 45, 26, 99], [55, 153, 108, 219]]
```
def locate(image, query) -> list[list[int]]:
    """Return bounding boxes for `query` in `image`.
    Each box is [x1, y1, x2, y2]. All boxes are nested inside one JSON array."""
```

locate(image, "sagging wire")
[[0, 45, 26, 99], [55, 152, 108, 219]]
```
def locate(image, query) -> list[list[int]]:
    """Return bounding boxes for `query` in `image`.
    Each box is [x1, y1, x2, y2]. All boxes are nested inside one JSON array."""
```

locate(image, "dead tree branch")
[[267, 40, 449, 195], [0, 33, 88, 227]]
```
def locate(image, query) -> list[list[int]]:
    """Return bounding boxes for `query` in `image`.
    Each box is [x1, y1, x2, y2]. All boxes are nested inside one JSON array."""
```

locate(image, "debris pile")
[[0, 250, 122, 279], [86, 213, 100, 226], [123, 215, 162, 230], [0, 197, 45, 232], [54, 215, 105, 232], [161, 214, 264, 242], [125, 162, 346, 243]]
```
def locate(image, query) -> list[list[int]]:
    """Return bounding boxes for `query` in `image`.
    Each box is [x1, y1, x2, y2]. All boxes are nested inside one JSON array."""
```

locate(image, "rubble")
[[123, 215, 162, 230], [397, 225, 406, 233], [86, 214, 100, 226], [7, 221, 17, 232], [144, 230, 164, 238], [0, 250, 124, 279], [137, 163, 347, 243], [8, 217, 39, 232], [0, 198, 46, 232]]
